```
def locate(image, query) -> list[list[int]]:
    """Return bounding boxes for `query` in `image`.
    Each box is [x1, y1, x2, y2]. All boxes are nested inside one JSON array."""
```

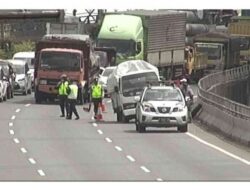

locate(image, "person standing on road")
[[66, 80, 80, 120], [90, 77, 103, 119], [56, 74, 69, 117]]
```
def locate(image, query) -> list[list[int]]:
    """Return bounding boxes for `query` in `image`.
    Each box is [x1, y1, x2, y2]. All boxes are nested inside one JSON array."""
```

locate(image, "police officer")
[[90, 77, 103, 119], [66, 80, 80, 120], [56, 74, 69, 117]]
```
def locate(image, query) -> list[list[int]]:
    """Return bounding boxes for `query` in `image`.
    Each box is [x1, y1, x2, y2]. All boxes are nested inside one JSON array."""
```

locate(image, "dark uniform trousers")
[[92, 98, 102, 116], [68, 99, 79, 118], [59, 95, 69, 116]]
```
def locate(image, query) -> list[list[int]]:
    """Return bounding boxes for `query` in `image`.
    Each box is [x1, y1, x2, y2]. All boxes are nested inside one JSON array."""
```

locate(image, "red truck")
[[34, 34, 99, 104]]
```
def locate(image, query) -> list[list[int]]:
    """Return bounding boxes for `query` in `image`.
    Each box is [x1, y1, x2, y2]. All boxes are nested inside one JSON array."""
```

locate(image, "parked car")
[[10, 60, 32, 95], [0, 60, 15, 99], [0, 66, 8, 102], [135, 85, 189, 133], [13, 51, 35, 89], [98, 66, 116, 96]]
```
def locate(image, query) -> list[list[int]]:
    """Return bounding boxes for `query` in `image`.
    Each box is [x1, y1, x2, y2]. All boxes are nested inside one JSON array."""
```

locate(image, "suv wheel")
[[178, 124, 188, 133]]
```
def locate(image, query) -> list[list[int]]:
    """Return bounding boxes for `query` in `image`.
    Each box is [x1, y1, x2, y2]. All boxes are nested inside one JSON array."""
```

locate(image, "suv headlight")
[[39, 79, 47, 85], [142, 102, 155, 112], [173, 104, 185, 112]]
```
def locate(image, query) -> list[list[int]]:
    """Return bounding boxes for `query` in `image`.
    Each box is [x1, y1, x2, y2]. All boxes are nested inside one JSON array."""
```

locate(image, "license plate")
[[159, 118, 170, 123]]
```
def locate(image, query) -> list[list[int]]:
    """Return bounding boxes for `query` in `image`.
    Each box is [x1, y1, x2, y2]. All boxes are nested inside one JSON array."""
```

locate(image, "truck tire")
[[178, 124, 188, 133]]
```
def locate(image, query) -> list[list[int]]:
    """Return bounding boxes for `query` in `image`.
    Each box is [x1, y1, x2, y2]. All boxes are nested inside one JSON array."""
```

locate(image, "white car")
[[0, 66, 8, 102], [10, 60, 32, 95], [98, 66, 116, 95], [135, 85, 189, 133]]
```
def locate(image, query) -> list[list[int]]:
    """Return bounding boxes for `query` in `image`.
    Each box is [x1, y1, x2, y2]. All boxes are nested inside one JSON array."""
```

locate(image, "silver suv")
[[135, 85, 189, 133]]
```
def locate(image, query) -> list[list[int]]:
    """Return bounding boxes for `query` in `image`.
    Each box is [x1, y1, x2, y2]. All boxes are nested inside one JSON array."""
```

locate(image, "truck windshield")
[[195, 43, 222, 60], [40, 52, 81, 71], [122, 72, 158, 97], [97, 39, 136, 57]]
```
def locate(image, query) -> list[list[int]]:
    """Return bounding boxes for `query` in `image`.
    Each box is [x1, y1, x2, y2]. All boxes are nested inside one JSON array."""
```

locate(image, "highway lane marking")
[[20, 148, 27, 154], [105, 137, 112, 143], [37, 170, 46, 176], [11, 115, 16, 120], [115, 146, 123, 151], [9, 122, 13, 127], [9, 129, 14, 135], [156, 178, 163, 181], [15, 109, 21, 113], [126, 155, 136, 162], [97, 129, 103, 135], [93, 123, 98, 127], [186, 132, 250, 165], [140, 166, 151, 173], [28, 158, 36, 164], [25, 104, 31, 107], [13, 138, 20, 144]]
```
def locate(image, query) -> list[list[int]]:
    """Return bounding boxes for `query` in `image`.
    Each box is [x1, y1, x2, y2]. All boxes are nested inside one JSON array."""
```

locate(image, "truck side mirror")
[[136, 41, 142, 54], [114, 86, 119, 93]]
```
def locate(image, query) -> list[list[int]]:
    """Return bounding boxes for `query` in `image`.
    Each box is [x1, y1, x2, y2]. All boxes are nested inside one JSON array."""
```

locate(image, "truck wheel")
[[178, 124, 188, 133]]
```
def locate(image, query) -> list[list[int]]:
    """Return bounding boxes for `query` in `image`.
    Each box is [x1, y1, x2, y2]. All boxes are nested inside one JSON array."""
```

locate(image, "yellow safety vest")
[[91, 84, 102, 99], [59, 81, 69, 95], [68, 84, 78, 100]]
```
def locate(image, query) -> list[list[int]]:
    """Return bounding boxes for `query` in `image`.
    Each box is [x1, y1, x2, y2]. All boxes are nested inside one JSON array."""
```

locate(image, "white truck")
[[107, 60, 160, 122]]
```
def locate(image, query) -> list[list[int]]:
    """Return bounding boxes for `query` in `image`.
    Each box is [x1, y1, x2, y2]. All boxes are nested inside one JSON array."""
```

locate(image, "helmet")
[[180, 78, 187, 83], [61, 74, 67, 79]]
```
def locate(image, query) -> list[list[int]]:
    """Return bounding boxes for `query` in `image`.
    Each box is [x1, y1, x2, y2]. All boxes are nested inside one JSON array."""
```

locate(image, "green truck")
[[97, 10, 186, 80]]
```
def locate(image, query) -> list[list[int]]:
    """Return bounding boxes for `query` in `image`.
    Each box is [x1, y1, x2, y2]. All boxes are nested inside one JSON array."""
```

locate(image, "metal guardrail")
[[198, 64, 250, 119]]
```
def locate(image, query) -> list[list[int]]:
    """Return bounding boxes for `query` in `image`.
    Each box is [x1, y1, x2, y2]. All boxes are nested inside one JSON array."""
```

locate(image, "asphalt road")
[[1, 92, 250, 181]]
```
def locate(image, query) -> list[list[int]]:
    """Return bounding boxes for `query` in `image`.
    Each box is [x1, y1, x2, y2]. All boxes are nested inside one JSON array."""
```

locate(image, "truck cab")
[[97, 14, 143, 64]]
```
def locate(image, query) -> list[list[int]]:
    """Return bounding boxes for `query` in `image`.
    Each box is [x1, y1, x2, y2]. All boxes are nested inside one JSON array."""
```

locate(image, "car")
[[0, 60, 15, 99], [98, 66, 116, 96], [135, 85, 189, 133], [0, 66, 8, 102], [13, 51, 35, 89], [10, 60, 32, 95]]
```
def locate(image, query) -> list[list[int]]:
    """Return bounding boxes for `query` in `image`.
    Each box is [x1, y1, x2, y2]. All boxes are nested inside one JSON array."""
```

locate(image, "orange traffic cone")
[[96, 103, 103, 121]]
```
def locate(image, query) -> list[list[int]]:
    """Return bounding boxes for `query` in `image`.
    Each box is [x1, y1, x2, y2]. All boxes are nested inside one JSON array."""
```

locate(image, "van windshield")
[[40, 52, 81, 71], [13, 65, 25, 74], [122, 72, 158, 97], [97, 39, 136, 57], [14, 57, 34, 69]]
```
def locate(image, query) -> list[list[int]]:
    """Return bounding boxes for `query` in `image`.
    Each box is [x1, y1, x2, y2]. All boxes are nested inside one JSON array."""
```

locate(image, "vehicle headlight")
[[39, 79, 47, 85], [142, 102, 155, 112], [123, 103, 136, 110], [173, 104, 185, 112]]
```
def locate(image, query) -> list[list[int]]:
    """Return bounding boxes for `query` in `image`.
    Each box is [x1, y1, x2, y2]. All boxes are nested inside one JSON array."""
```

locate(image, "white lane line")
[[9, 129, 14, 135], [126, 155, 136, 162], [115, 146, 123, 152], [140, 166, 151, 173], [11, 115, 16, 120], [105, 137, 112, 143], [28, 158, 36, 164], [13, 138, 20, 144], [37, 170, 46, 176], [15, 108, 21, 113], [97, 129, 103, 135], [20, 148, 27, 153], [25, 104, 31, 107], [186, 132, 250, 165], [92, 123, 98, 127], [9, 122, 13, 127], [156, 178, 163, 182]]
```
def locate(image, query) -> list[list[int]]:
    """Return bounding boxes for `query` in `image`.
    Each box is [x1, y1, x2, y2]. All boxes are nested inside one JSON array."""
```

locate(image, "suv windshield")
[[122, 72, 158, 97], [143, 88, 183, 102], [40, 52, 81, 71], [97, 39, 136, 57]]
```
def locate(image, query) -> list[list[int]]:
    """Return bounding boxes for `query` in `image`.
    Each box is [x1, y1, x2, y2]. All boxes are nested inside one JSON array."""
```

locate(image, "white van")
[[9, 60, 32, 95], [13, 52, 35, 88]]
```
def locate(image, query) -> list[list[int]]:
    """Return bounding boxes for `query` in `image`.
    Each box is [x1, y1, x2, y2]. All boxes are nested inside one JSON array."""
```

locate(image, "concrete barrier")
[[195, 65, 250, 146]]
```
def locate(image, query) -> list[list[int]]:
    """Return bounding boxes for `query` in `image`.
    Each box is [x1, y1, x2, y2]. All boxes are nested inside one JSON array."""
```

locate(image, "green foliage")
[[0, 49, 8, 59], [12, 41, 35, 55]]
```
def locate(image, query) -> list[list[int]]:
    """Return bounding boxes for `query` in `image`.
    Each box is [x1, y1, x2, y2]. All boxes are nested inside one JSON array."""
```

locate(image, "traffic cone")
[[96, 103, 103, 121], [101, 102, 106, 112]]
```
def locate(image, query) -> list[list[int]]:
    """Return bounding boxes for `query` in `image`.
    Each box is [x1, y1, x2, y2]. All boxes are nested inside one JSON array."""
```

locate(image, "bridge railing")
[[198, 64, 250, 119]]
